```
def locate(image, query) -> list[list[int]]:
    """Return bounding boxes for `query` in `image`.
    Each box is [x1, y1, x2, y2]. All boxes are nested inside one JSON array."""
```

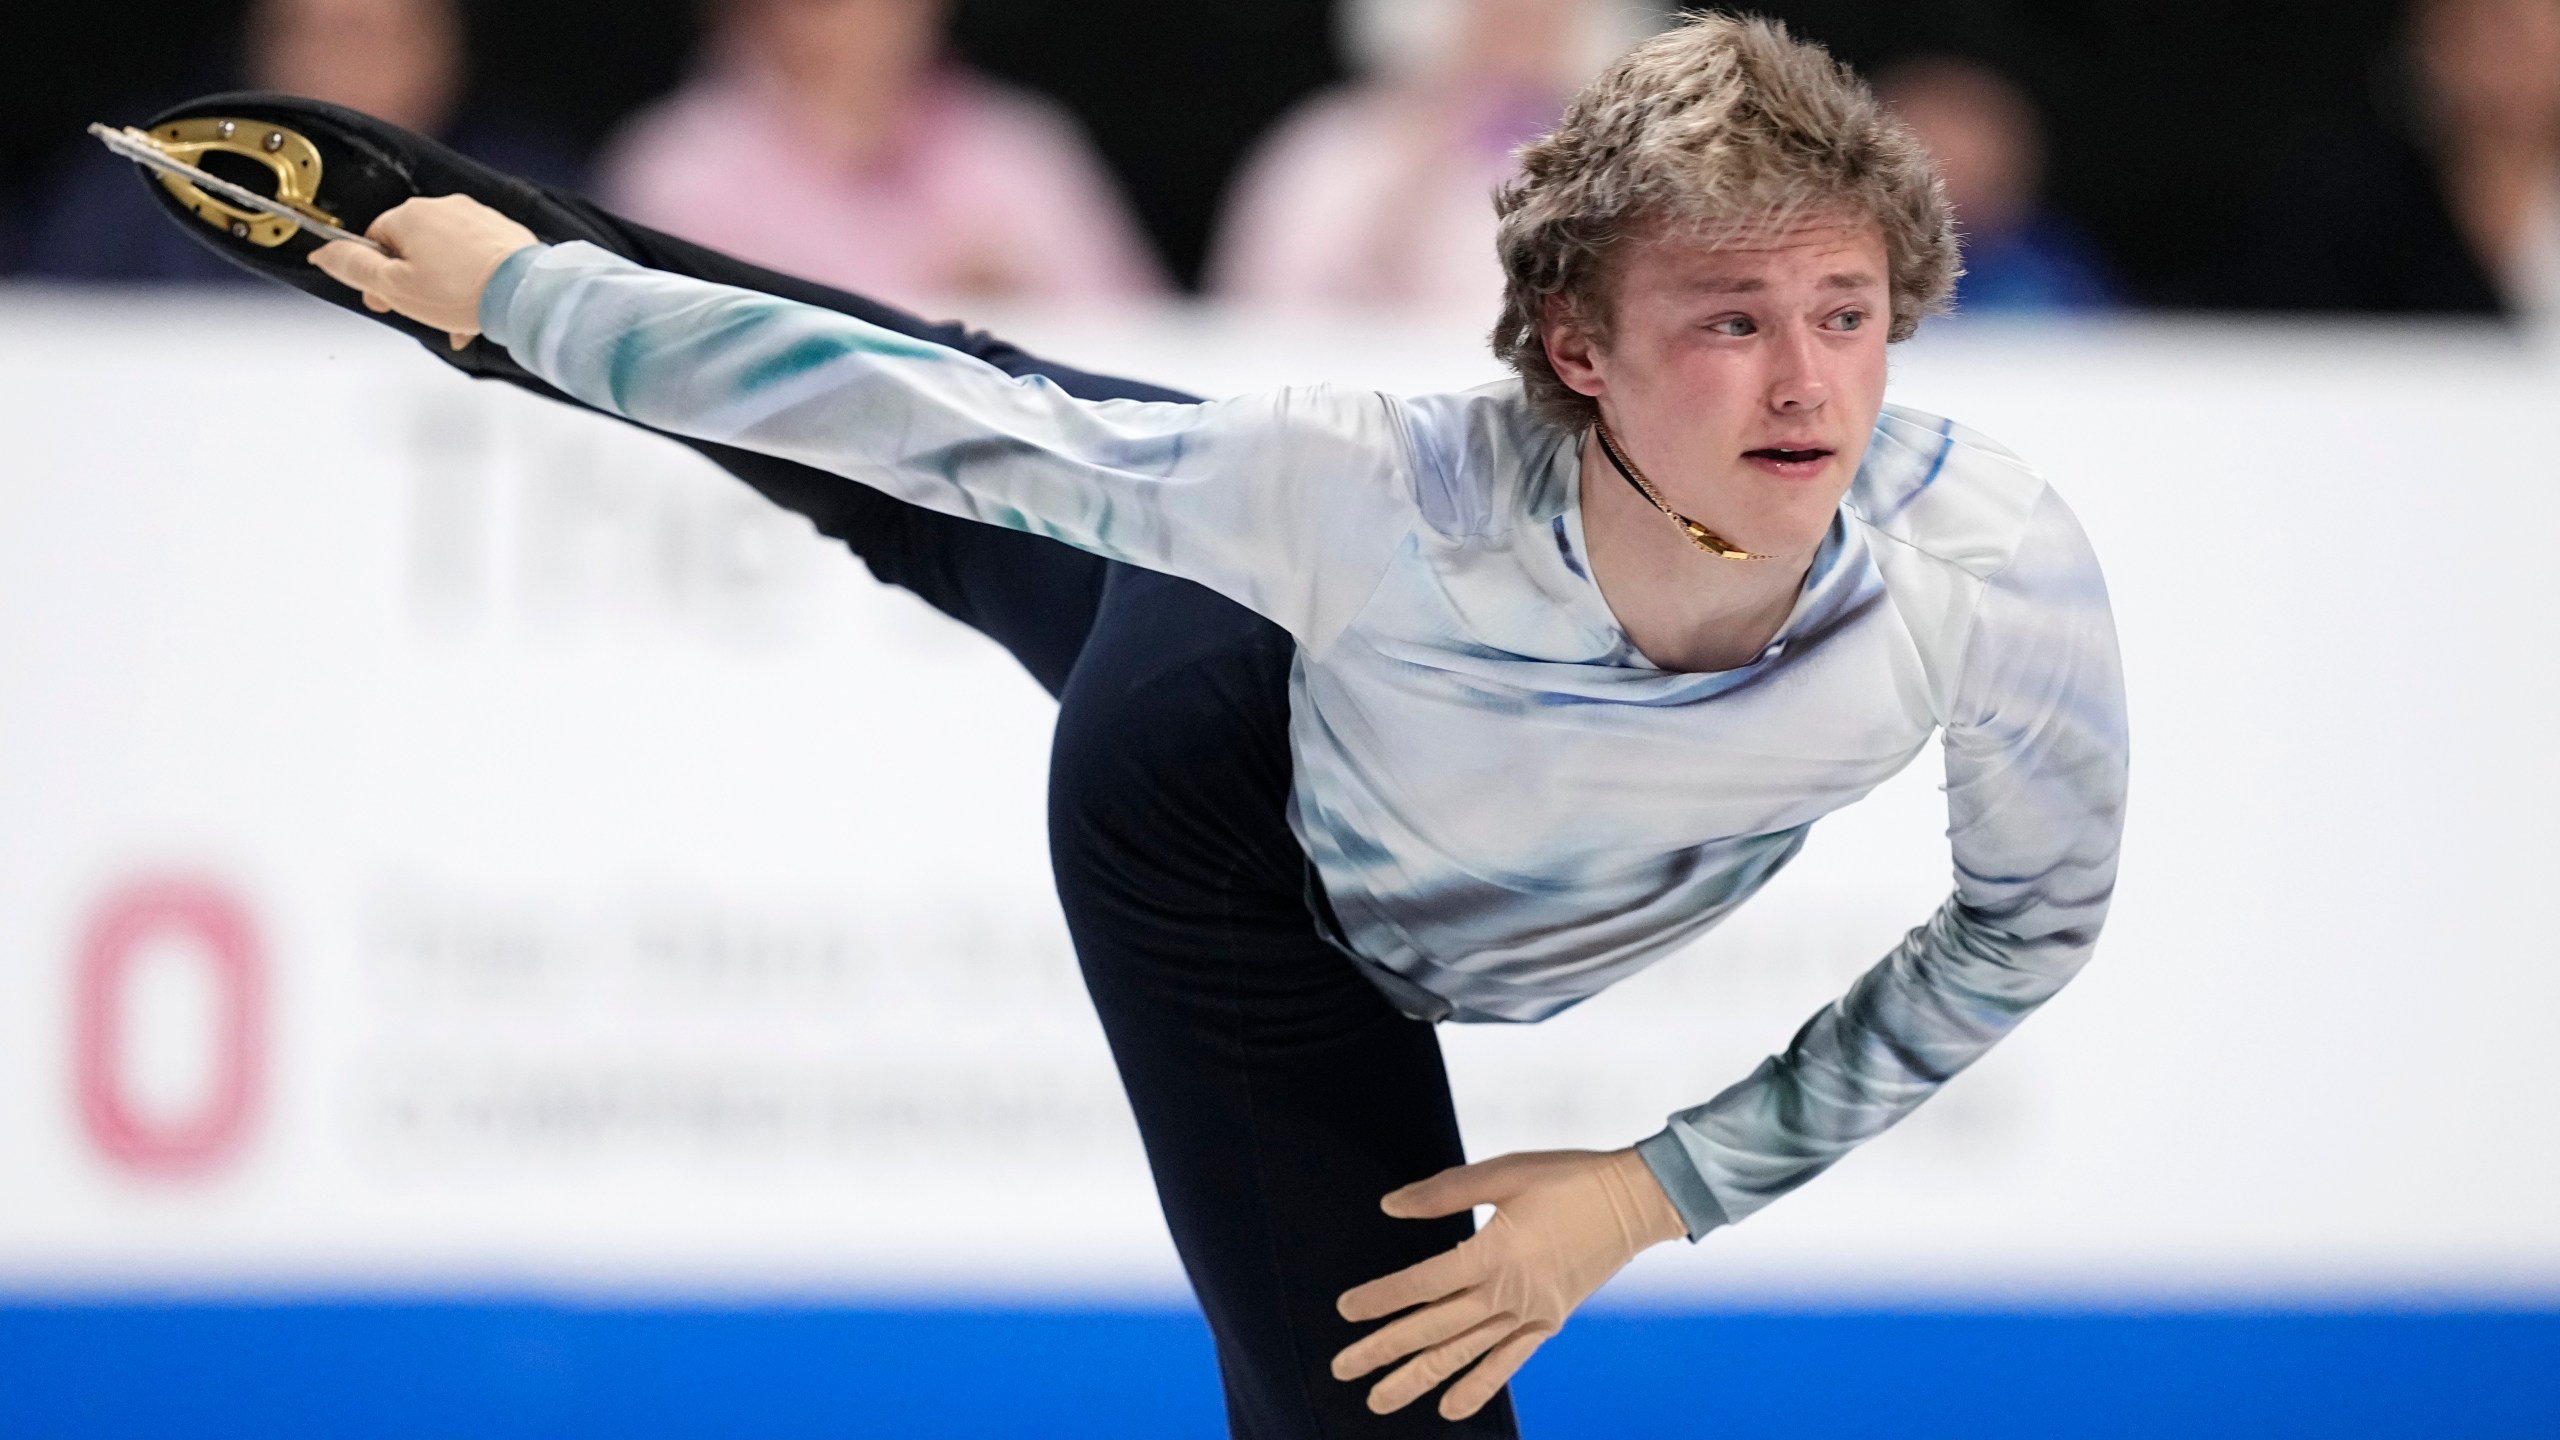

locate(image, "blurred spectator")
[[0, 184, 23, 275], [1876, 56, 2119, 316], [23, 0, 582, 284], [1207, 0, 1655, 311], [2207, 0, 2560, 318], [597, 0, 1165, 306]]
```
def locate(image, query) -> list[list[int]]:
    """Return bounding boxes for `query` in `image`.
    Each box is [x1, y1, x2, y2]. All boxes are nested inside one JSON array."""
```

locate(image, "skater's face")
[[1543, 216, 1891, 562]]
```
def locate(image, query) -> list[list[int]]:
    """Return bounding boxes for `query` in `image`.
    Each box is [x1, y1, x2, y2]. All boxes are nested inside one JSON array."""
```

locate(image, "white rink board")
[[0, 290, 2555, 1304]]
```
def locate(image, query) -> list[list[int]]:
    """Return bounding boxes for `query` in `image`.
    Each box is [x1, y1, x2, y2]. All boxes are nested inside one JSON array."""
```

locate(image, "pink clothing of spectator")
[[1208, 86, 1554, 311], [598, 65, 1167, 307], [1209, 0, 1653, 311]]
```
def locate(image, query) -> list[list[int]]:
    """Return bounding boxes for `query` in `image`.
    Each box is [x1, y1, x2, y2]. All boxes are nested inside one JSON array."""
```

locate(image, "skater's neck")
[[1576, 431, 1819, 674]]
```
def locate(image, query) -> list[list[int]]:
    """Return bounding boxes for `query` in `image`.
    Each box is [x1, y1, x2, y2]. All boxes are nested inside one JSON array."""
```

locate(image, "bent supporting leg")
[[1050, 567, 1520, 1440]]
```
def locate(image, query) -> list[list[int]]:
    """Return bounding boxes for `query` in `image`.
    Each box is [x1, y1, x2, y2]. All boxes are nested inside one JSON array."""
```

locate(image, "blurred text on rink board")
[[0, 290, 2554, 1302]]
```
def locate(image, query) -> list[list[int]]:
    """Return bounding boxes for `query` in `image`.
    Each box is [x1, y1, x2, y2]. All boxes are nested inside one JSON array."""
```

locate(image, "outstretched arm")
[[311, 197, 1419, 650], [1639, 486, 2129, 1233]]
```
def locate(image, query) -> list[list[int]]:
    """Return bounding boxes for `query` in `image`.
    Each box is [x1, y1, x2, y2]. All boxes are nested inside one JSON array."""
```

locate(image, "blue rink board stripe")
[[1, 1303, 2556, 1439]]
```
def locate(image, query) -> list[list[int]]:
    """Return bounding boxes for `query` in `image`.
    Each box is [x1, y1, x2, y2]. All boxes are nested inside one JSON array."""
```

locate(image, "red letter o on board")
[[73, 879, 266, 1177]]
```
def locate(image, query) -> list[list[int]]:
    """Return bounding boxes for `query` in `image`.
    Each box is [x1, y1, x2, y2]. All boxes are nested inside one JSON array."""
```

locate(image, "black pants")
[[192, 98, 1519, 1438]]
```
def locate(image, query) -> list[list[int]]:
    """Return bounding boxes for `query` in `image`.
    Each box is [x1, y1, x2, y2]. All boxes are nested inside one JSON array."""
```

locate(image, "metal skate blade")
[[88, 123, 388, 253]]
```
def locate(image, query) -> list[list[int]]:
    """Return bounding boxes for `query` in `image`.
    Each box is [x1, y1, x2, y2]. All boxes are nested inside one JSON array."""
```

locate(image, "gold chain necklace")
[[1591, 421, 1774, 561]]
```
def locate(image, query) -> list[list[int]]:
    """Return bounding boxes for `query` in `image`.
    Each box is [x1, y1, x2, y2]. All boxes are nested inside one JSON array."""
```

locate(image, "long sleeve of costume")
[[480, 241, 1416, 650], [1636, 488, 2129, 1237]]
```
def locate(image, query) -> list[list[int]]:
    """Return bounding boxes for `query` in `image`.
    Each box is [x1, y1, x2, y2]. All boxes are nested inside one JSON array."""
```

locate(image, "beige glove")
[[1331, 1147, 1687, 1419], [307, 195, 539, 350]]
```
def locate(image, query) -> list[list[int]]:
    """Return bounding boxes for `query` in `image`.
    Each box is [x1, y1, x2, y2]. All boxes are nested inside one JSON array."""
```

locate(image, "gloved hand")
[[1331, 1147, 1687, 1419], [308, 194, 538, 350]]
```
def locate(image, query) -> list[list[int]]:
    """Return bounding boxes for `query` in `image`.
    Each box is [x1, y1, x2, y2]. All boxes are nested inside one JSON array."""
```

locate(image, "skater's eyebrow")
[[1678, 270, 1879, 296]]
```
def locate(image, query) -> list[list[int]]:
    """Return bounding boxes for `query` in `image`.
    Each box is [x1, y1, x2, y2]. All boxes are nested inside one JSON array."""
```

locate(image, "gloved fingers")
[[365, 193, 483, 253], [1361, 1314, 1515, 1415], [1330, 1287, 1497, 1380], [311, 195, 534, 337], [1337, 1238, 1483, 1323], [308, 239, 397, 296], [1438, 1326, 1552, 1421], [1379, 1153, 1539, 1219]]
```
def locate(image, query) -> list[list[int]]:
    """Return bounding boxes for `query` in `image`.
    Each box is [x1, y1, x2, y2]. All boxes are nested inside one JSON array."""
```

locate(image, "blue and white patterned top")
[[483, 241, 2129, 1238]]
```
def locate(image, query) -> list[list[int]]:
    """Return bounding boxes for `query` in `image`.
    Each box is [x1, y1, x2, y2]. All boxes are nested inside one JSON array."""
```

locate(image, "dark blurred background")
[[0, 0, 2430, 298]]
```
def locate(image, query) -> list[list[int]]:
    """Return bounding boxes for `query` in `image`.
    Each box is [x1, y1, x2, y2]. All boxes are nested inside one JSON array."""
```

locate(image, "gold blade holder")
[[88, 120, 386, 252]]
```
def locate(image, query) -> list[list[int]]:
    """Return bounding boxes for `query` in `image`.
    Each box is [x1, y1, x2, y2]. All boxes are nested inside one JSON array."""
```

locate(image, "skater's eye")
[[1705, 315, 1758, 338], [1826, 308, 1869, 333]]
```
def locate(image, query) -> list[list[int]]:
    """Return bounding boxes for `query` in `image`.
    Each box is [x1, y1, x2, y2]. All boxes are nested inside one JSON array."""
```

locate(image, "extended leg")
[[136, 92, 1194, 693]]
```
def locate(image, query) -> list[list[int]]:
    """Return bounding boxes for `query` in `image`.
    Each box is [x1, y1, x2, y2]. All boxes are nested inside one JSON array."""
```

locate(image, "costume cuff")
[[1635, 1127, 1730, 1242], [478, 242, 550, 348]]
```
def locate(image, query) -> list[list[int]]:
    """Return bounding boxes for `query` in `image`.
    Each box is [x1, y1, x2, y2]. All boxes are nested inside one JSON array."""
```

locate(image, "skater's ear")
[[1541, 293, 1609, 402]]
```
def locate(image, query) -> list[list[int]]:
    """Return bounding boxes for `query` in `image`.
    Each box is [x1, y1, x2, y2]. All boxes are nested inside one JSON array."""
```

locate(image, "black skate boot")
[[116, 92, 632, 385], [114, 91, 1191, 410]]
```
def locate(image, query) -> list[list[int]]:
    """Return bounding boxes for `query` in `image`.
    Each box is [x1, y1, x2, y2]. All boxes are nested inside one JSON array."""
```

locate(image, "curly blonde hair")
[[1492, 12, 1960, 431]]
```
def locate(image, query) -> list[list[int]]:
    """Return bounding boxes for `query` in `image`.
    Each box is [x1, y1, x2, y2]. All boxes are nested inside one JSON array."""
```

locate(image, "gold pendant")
[[1593, 421, 1773, 562], [1676, 518, 1761, 560]]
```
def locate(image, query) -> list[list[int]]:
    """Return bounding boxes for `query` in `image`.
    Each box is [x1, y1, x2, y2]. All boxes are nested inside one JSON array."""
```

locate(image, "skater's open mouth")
[[1744, 447, 1832, 464]]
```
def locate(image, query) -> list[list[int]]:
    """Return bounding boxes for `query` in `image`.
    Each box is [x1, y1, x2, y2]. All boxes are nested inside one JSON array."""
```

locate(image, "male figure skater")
[[124, 15, 2125, 1435]]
